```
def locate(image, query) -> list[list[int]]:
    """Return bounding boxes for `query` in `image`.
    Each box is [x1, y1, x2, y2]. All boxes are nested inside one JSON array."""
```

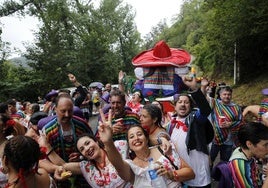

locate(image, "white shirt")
[[170, 117, 211, 187]]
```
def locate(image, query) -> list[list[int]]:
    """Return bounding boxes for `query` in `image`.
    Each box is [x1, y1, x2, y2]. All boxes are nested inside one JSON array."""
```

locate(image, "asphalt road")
[[88, 114, 99, 134]]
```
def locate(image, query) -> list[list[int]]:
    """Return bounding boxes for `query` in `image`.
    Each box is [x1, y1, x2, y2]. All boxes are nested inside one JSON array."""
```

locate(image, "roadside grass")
[[232, 73, 267, 107]]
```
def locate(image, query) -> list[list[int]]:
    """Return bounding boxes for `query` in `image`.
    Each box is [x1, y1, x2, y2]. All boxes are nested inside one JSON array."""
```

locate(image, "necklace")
[[97, 151, 106, 169], [149, 126, 158, 135], [135, 150, 150, 162]]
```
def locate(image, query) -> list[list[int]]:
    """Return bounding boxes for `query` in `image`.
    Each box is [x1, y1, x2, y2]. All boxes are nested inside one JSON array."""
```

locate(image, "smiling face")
[[175, 95, 191, 118], [77, 136, 101, 160], [127, 126, 149, 152]]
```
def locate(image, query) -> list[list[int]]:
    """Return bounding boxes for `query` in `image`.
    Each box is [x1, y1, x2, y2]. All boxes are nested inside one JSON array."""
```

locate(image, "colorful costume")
[[209, 98, 243, 146], [229, 147, 260, 188], [132, 40, 191, 99]]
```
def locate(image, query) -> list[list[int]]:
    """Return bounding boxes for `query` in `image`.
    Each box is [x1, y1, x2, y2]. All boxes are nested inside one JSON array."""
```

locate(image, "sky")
[[0, 0, 183, 57]]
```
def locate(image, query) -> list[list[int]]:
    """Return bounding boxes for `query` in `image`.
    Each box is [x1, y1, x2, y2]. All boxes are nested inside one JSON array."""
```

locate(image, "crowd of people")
[[0, 70, 267, 188]]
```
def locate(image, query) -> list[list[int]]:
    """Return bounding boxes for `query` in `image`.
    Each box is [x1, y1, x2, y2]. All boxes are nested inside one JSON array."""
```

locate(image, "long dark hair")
[[75, 133, 105, 171], [238, 122, 268, 149], [142, 104, 163, 127], [4, 135, 41, 188], [126, 124, 150, 159]]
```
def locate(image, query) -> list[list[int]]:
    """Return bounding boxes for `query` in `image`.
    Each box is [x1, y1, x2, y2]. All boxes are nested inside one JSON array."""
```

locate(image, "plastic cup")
[[219, 116, 226, 127]]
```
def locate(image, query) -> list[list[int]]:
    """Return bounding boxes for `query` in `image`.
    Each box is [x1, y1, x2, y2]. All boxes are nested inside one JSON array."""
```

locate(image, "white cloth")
[[80, 160, 132, 188], [170, 118, 211, 187], [125, 155, 181, 188]]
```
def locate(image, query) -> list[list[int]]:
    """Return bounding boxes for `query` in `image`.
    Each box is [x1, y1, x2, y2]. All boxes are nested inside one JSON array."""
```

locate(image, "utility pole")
[[234, 42, 237, 85]]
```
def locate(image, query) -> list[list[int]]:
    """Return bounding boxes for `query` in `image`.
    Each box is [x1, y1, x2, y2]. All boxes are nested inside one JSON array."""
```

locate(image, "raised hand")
[[68, 73, 76, 83], [182, 76, 198, 91], [118, 70, 125, 83], [201, 78, 209, 87], [98, 109, 113, 144]]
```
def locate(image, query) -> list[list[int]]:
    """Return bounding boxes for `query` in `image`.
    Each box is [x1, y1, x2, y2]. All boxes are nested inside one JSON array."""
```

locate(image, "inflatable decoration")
[[132, 40, 191, 99]]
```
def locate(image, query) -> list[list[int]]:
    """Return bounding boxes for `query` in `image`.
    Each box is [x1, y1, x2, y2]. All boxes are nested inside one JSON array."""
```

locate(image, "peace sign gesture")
[[98, 109, 113, 144]]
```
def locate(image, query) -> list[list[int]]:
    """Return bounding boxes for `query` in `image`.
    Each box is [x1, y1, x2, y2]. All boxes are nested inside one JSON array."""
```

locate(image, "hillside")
[[223, 73, 268, 107]]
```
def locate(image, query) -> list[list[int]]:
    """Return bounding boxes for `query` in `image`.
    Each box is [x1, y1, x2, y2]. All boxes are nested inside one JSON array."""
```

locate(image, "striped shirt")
[[43, 116, 92, 162], [257, 98, 268, 122], [105, 110, 140, 141], [229, 147, 260, 188], [209, 98, 243, 145]]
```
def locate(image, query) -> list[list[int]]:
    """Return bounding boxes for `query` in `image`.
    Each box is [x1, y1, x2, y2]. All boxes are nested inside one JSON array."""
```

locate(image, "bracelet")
[[46, 148, 54, 157], [173, 170, 179, 181]]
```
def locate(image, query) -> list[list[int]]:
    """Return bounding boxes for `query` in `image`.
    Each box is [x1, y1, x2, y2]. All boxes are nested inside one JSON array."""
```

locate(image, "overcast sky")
[[0, 0, 183, 57]]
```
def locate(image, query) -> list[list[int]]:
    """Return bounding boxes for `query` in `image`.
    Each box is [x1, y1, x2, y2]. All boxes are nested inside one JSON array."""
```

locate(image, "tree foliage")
[[0, 0, 267, 101], [0, 0, 141, 101]]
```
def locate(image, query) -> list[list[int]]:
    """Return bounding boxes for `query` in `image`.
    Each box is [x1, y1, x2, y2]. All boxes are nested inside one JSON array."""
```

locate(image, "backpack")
[[211, 161, 234, 188]]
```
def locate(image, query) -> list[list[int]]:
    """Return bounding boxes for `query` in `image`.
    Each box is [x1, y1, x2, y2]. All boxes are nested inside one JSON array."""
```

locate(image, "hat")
[[262, 88, 268, 96], [73, 106, 84, 119], [101, 93, 110, 104], [45, 89, 58, 101], [132, 40, 191, 67], [30, 112, 48, 125]]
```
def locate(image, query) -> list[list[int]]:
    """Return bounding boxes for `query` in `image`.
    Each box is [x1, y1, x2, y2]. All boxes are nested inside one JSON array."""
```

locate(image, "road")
[[88, 114, 99, 134]]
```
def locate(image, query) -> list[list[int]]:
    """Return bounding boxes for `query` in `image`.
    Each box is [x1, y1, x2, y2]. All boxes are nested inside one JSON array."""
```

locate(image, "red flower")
[[39, 147, 47, 160], [6, 120, 16, 127]]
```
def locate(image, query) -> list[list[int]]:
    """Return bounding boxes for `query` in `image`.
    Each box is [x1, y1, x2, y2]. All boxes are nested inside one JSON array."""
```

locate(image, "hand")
[[38, 131, 49, 148], [155, 163, 170, 178], [182, 76, 198, 91], [219, 121, 232, 128], [54, 166, 72, 180], [98, 109, 113, 144], [118, 70, 125, 83], [68, 73, 76, 83], [112, 122, 125, 134], [68, 152, 80, 162], [160, 138, 172, 155], [201, 78, 209, 87]]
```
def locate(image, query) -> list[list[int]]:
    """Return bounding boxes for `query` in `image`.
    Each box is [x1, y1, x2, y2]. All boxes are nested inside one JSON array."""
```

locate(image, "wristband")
[[46, 148, 54, 157]]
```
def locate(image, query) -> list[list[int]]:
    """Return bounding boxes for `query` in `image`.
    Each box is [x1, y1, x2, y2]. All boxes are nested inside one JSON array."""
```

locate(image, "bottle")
[[148, 158, 167, 188]]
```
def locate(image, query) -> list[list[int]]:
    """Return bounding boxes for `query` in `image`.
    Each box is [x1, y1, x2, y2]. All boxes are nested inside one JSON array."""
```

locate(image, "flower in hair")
[[39, 147, 47, 160], [6, 120, 16, 127]]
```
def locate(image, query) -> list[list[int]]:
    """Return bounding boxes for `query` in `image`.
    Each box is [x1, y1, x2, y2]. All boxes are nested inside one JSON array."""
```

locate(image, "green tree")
[[0, 0, 141, 100]]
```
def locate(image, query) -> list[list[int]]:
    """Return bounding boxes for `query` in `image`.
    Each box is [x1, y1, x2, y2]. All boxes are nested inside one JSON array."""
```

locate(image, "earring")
[[0, 166, 9, 174]]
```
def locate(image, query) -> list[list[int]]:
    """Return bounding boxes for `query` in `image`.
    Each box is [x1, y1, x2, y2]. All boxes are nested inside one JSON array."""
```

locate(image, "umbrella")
[[89, 82, 103, 88]]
